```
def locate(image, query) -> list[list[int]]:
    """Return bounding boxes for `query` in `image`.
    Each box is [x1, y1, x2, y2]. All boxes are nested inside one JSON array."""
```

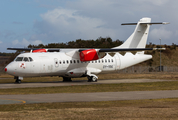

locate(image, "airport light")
[[159, 38, 162, 71]]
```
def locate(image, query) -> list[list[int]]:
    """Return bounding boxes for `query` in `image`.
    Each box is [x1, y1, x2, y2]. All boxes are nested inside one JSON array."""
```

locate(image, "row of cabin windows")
[[58, 59, 114, 64]]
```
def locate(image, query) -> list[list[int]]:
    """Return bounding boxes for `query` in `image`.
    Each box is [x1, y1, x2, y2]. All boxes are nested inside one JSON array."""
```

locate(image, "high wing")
[[7, 48, 60, 52], [7, 47, 165, 53]]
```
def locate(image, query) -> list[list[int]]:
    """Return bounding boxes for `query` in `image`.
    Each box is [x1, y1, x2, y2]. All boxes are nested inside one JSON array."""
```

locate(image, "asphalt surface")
[[0, 79, 171, 89], [0, 79, 177, 105]]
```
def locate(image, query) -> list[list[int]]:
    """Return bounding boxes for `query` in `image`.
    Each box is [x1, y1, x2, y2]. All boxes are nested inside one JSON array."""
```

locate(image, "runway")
[[0, 79, 171, 89], [1, 90, 178, 104], [0, 79, 177, 105]]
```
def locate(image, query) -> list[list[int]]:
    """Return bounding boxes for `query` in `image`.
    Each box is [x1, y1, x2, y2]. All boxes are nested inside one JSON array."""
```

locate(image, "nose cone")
[[5, 62, 16, 75], [4, 68, 7, 72]]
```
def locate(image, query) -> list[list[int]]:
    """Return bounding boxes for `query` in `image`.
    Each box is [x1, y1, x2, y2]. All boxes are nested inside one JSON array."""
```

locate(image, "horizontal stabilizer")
[[121, 22, 169, 25]]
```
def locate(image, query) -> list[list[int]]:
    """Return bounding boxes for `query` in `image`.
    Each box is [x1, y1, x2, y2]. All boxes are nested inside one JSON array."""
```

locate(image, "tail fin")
[[116, 17, 151, 49], [114, 17, 169, 49]]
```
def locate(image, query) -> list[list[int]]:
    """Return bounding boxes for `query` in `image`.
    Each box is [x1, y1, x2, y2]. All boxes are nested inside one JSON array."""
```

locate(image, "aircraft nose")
[[5, 63, 15, 75]]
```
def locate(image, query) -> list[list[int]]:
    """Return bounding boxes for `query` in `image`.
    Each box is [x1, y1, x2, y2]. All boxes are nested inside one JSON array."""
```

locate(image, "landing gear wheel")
[[15, 79, 21, 84], [87, 76, 97, 82], [91, 76, 97, 82], [63, 77, 72, 82]]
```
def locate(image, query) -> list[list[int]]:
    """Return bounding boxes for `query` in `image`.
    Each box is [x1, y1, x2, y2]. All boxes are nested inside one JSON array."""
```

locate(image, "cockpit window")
[[29, 57, 33, 61], [15, 57, 33, 62], [23, 57, 29, 62], [15, 57, 23, 61]]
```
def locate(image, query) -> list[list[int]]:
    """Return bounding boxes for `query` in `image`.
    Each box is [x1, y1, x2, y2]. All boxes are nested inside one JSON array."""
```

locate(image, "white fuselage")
[[5, 51, 152, 78]]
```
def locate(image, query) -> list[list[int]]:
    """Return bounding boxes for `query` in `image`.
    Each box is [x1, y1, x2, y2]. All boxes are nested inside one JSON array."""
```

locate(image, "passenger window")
[[95, 60, 97, 63], [98, 60, 100, 63], [67, 60, 69, 64], [74, 60, 76, 63], [70, 60, 72, 64], [15, 57, 23, 61], [102, 59, 104, 63], [105, 59, 107, 63], [108, 59, 110, 63], [63, 60, 65, 64], [29, 57, 33, 61], [59, 60, 62, 64], [77, 60, 79, 63], [111, 59, 113, 62], [23, 57, 29, 62]]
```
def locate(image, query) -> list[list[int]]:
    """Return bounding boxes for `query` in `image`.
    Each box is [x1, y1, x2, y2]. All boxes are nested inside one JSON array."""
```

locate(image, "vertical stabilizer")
[[115, 17, 151, 49]]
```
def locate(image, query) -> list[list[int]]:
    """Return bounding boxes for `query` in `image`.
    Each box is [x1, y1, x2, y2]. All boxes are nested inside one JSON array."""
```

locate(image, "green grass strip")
[[0, 81, 178, 95]]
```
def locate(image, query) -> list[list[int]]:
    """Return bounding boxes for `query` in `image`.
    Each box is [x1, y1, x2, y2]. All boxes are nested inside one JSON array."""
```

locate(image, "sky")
[[0, 0, 177, 52]]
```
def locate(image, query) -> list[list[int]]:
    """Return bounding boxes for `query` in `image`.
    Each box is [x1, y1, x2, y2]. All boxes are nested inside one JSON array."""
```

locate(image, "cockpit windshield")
[[15, 57, 33, 62], [15, 57, 23, 61]]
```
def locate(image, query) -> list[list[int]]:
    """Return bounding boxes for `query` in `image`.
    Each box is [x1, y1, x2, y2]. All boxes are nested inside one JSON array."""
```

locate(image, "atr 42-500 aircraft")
[[5, 17, 168, 83]]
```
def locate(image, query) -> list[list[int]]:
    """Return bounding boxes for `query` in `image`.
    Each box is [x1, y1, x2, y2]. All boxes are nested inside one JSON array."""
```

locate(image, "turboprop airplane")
[[5, 17, 168, 83]]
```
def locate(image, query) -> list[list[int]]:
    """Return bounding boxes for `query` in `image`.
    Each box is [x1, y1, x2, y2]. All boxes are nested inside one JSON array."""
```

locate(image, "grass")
[[1, 72, 178, 119], [0, 72, 178, 95], [1, 98, 178, 119], [0, 81, 178, 95]]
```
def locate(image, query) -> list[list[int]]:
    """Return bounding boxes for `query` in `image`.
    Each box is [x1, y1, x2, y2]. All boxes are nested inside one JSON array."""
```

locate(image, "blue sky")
[[0, 0, 177, 52]]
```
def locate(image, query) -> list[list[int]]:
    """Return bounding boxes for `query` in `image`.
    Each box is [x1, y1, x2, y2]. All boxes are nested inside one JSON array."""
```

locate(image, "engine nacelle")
[[32, 49, 47, 53], [80, 49, 99, 61]]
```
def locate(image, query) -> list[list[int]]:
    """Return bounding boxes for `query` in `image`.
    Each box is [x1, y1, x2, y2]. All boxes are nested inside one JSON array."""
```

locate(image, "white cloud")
[[12, 40, 19, 45], [150, 27, 172, 40], [134, 0, 169, 6], [12, 39, 42, 47], [33, 8, 117, 42], [22, 38, 30, 46], [32, 40, 43, 45], [32, 0, 176, 44]]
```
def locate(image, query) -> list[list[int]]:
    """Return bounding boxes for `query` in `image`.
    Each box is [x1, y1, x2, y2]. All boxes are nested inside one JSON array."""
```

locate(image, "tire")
[[63, 77, 72, 82], [91, 76, 97, 82], [15, 79, 21, 84]]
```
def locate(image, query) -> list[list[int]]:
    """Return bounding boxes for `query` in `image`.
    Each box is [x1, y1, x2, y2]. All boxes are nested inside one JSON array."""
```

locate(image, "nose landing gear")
[[14, 76, 23, 84], [15, 79, 21, 84]]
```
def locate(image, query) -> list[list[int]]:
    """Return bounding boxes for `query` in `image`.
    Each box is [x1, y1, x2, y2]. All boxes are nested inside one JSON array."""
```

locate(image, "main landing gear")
[[63, 77, 72, 82], [87, 76, 98, 82]]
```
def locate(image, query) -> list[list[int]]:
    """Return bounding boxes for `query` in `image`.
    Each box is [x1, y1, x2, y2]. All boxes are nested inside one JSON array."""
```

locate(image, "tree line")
[[28, 37, 123, 48]]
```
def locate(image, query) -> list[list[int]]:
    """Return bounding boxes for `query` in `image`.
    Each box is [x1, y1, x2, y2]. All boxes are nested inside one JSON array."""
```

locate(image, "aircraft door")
[[39, 56, 50, 73], [114, 53, 121, 70]]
